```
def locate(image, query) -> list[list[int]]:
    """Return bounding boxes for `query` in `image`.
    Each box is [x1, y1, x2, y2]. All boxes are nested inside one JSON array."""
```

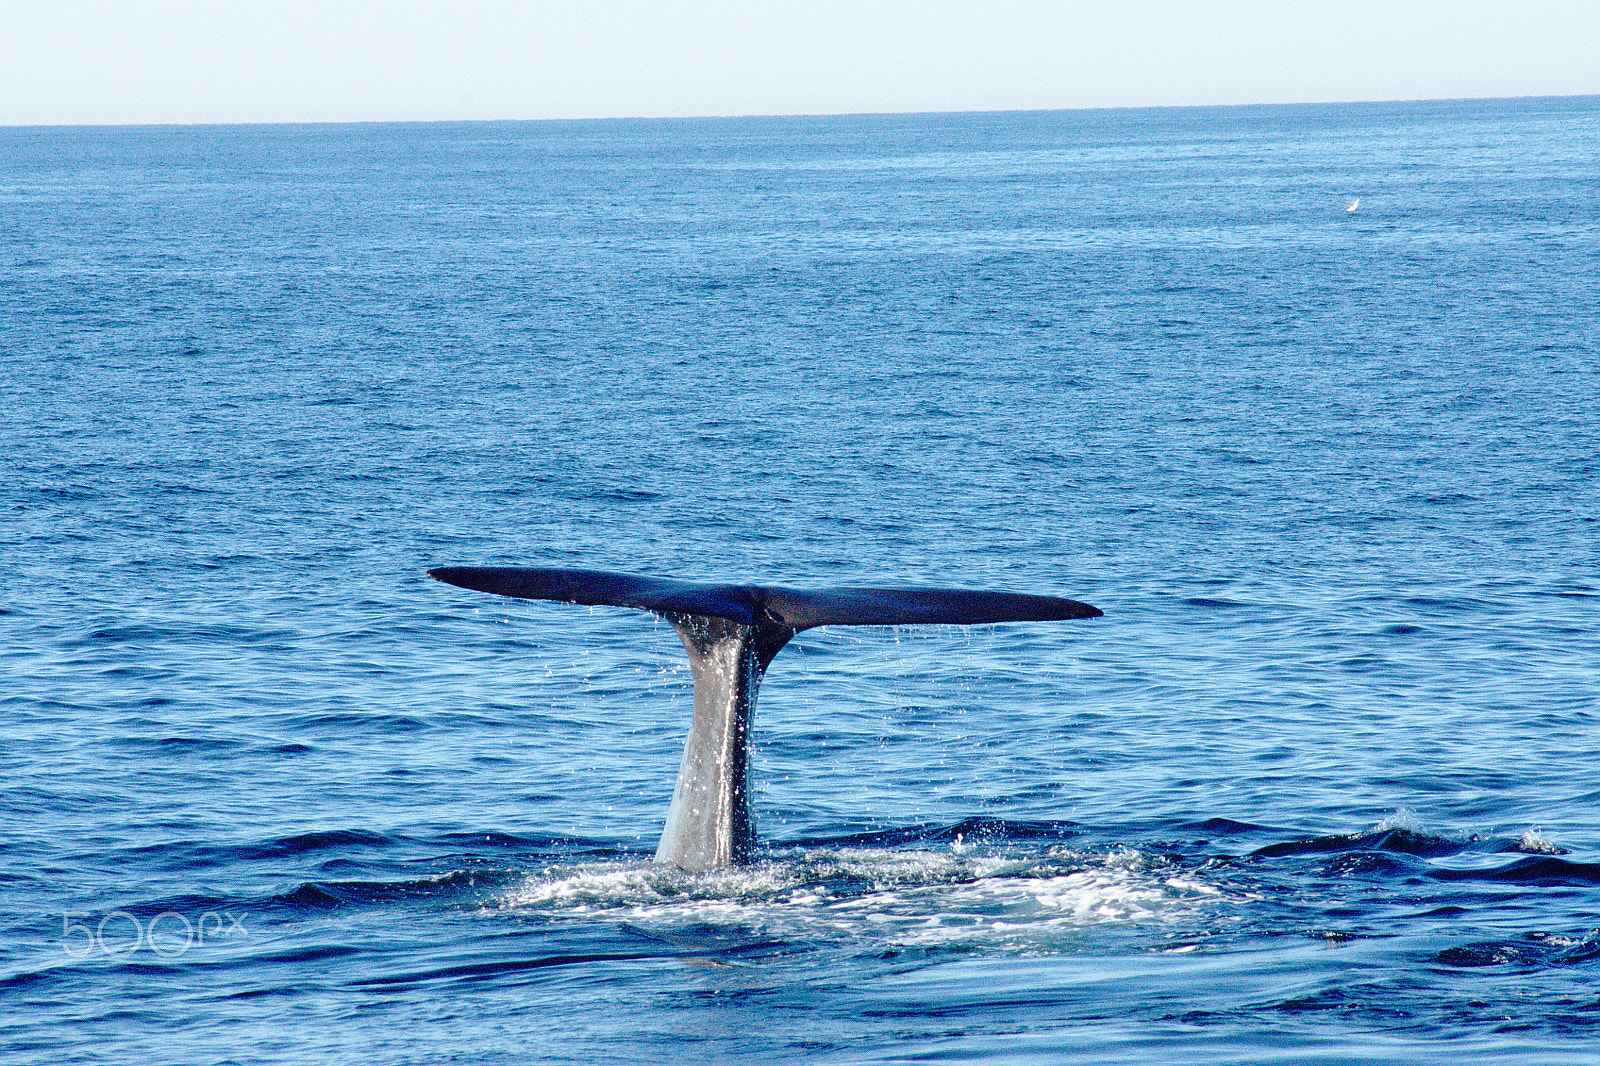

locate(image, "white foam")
[[1375, 807, 1422, 833], [494, 846, 1234, 951], [1517, 827, 1563, 854]]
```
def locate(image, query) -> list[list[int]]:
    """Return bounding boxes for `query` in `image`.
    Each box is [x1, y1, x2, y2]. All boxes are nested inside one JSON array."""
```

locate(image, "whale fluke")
[[428, 566, 1101, 870]]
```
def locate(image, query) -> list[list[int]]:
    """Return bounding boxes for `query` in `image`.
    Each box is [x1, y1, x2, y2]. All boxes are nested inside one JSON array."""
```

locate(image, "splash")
[[1515, 828, 1565, 854], [495, 845, 1232, 952], [1375, 808, 1422, 833]]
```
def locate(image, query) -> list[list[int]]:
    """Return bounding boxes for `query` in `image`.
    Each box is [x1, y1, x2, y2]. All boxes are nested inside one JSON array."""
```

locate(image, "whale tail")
[[427, 566, 1101, 870]]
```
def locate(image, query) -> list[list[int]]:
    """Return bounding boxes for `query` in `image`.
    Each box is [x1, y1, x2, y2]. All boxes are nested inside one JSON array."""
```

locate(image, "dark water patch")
[[1400, 594, 1506, 614], [249, 943, 365, 966], [783, 816, 1083, 852], [351, 949, 670, 988], [1428, 856, 1600, 886], [216, 984, 321, 1002], [151, 480, 229, 498], [297, 711, 431, 732], [0, 969, 55, 992], [35, 485, 100, 502], [69, 891, 252, 921], [1536, 585, 1598, 600], [582, 487, 664, 503], [1254, 827, 1467, 860], [106, 734, 237, 753], [99, 834, 402, 874], [1318, 851, 1414, 877], [234, 828, 402, 861], [1270, 985, 1404, 1017], [1435, 941, 1555, 969], [274, 868, 535, 911], [69, 620, 301, 647], [278, 882, 353, 910], [428, 830, 568, 850], [1434, 932, 1600, 970]]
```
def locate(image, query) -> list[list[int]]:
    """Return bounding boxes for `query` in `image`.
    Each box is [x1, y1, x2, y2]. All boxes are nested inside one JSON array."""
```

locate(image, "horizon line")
[[5, 92, 1596, 133]]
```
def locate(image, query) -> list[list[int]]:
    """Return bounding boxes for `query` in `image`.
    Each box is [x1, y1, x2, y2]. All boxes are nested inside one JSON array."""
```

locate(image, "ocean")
[[2, 96, 1598, 1063]]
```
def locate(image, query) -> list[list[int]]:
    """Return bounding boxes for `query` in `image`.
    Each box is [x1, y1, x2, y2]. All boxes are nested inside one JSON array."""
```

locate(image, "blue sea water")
[[2, 96, 1599, 1063]]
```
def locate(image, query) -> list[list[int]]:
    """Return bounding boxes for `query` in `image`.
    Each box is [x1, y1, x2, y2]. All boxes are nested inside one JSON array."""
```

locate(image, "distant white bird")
[[1342, 195, 1361, 212]]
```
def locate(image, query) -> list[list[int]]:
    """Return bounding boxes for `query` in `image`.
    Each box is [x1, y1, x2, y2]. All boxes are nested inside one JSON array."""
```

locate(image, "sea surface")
[[3, 97, 1598, 1063]]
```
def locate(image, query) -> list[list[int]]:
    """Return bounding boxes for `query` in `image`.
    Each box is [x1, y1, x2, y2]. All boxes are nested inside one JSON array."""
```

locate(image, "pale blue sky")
[[4, 0, 1597, 126]]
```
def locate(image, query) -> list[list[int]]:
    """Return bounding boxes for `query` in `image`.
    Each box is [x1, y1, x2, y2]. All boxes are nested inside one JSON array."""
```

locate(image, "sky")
[[4, 1, 1598, 126]]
